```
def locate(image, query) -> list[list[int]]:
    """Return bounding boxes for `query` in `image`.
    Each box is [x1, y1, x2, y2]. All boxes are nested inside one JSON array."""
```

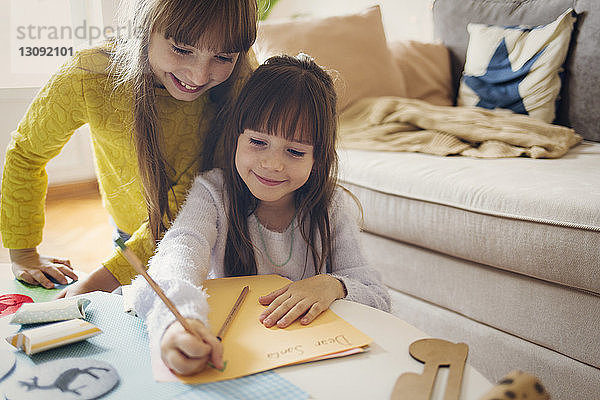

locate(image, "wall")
[[0, 0, 106, 186]]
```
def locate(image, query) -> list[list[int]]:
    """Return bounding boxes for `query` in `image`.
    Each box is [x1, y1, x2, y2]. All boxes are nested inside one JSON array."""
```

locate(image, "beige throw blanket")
[[339, 97, 582, 158]]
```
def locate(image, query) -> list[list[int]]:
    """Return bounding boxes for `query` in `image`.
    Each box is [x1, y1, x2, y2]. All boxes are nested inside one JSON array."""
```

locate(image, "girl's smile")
[[252, 172, 286, 187], [169, 73, 205, 93]]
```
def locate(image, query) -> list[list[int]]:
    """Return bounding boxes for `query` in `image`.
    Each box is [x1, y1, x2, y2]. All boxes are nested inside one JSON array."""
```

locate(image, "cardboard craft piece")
[[2, 358, 119, 400], [6, 319, 102, 355], [0, 294, 33, 317], [391, 338, 468, 400], [10, 297, 90, 324]]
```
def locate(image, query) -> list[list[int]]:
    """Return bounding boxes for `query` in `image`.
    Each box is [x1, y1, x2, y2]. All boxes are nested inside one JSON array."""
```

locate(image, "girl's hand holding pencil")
[[161, 319, 224, 376], [115, 237, 225, 375]]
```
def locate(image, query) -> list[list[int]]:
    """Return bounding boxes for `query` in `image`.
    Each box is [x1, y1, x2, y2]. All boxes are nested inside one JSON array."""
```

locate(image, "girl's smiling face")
[[148, 32, 239, 101], [235, 129, 314, 207]]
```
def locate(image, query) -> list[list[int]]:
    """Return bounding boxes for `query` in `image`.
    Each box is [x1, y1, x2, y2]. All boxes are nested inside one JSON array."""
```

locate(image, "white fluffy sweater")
[[129, 169, 390, 349]]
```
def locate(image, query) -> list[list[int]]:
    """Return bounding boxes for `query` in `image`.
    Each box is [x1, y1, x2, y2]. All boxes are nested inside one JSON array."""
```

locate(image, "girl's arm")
[[57, 164, 201, 297], [325, 188, 391, 312], [128, 172, 224, 373], [2, 53, 89, 287], [258, 189, 391, 328]]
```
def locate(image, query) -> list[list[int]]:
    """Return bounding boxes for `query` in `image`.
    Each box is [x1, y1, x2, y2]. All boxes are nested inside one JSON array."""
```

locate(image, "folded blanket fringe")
[[339, 97, 582, 158]]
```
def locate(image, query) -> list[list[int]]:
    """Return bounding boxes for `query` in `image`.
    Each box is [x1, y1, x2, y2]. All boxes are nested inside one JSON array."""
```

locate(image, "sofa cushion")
[[433, 0, 600, 142], [338, 142, 600, 295], [388, 282, 600, 400], [388, 40, 453, 106], [457, 9, 576, 123], [254, 6, 407, 111], [360, 232, 600, 369]]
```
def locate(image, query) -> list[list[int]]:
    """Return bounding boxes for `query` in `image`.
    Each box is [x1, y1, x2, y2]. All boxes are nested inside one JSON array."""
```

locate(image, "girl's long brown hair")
[[223, 54, 338, 277], [111, 0, 257, 241]]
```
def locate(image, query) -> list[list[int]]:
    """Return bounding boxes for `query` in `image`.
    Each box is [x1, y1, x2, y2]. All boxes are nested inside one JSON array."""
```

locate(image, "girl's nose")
[[261, 153, 284, 171], [186, 58, 211, 87]]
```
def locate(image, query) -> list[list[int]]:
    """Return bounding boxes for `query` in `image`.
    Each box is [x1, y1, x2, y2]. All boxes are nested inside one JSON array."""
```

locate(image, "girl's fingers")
[[164, 348, 207, 376], [300, 302, 327, 325], [205, 335, 224, 370], [262, 296, 301, 328], [56, 265, 78, 281], [185, 320, 224, 370], [276, 300, 312, 328], [15, 271, 38, 286], [51, 257, 72, 268], [28, 269, 55, 288], [193, 327, 224, 368], [258, 285, 289, 305], [259, 292, 290, 324], [176, 334, 212, 359], [41, 266, 69, 285]]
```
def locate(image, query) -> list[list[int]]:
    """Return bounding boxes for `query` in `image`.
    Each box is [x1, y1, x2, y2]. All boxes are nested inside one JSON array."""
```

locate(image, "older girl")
[[1, 0, 258, 295]]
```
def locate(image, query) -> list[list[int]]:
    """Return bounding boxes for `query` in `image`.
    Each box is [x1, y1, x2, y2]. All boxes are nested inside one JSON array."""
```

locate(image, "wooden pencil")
[[216, 285, 249, 341], [114, 237, 200, 338]]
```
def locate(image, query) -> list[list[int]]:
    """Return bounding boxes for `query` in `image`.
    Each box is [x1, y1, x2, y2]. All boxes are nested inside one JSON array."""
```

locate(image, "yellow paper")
[[161, 274, 372, 383]]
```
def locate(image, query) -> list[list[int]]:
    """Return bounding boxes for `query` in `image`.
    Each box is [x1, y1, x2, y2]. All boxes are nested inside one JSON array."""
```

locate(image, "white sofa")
[[335, 1, 599, 399], [260, 1, 599, 398]]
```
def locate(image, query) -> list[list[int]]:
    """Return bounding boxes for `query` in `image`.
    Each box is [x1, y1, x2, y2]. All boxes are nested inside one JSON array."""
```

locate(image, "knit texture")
[[339, 96, 582, 158], [1, 47, 254, 284], [129, 169, 391, 345]]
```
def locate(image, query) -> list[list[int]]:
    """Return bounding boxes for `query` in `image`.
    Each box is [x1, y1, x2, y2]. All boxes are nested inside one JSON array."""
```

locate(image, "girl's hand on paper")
[[161, 319, 224, 376], [258, 274, 346, 328], [10, 248, 77, 289]]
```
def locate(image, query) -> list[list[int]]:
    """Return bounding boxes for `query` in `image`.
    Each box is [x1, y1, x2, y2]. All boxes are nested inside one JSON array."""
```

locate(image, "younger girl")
[[130, 54, 391, 376], [1, 0, 257, 294]]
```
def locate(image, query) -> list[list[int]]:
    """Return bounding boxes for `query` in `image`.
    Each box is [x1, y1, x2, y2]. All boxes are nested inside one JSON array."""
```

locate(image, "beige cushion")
[[388, 40, 454, 106], [338, 142, 600, 295], [254, 6, 407, 110], [387, 283, 600, 400], [360, 232, 600, 370]]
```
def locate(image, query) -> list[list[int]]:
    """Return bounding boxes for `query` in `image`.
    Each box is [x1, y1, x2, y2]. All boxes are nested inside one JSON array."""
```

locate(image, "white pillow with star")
[[458, 8, 576, 123]]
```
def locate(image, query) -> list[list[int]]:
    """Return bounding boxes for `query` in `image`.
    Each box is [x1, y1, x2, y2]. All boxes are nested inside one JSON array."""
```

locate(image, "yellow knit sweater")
[[1, 47, 252, 284]]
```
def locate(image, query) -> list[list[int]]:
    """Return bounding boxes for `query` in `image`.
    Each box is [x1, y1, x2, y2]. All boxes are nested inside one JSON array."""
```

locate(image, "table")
[[279, 299, 492, 399], [0, 264, 492, 399]]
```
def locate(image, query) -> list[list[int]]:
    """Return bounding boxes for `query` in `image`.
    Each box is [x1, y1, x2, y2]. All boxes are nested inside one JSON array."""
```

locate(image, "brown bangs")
[[238, 70, 321, 146], [155, 0, 257, 53]]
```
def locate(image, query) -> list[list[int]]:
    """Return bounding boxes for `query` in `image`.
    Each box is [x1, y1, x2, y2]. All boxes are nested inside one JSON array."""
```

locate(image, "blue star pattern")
[[463, 38, 546, 115]]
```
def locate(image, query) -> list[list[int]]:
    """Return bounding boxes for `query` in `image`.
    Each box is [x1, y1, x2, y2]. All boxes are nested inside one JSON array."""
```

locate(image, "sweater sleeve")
[[328, 188, 391, 312], [101, 166, 199, 284], [1, 53, 88, 248], [128, 171, 222, 349]]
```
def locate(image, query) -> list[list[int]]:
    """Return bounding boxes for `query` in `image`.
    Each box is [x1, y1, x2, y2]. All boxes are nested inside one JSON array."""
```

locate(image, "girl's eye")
[[287, 149, 305, 157], [216, 55, 234, 63], [171, 45, 191, 55], [249, 138, 267, 146]]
